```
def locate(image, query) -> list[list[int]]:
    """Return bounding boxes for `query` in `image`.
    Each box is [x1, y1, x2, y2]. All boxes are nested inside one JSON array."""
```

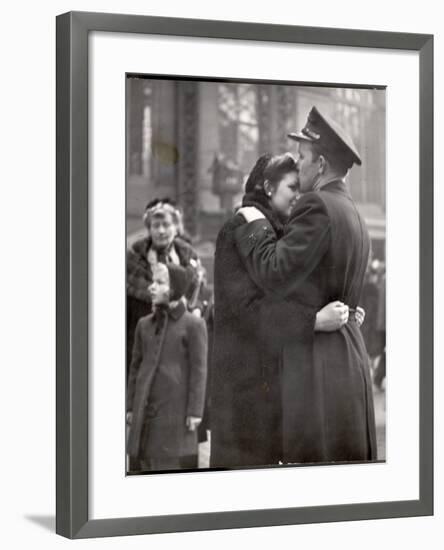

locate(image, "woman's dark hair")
[[244, 153, 298, 196]]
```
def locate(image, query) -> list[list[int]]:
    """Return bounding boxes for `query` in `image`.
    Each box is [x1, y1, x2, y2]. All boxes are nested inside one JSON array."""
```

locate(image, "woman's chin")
[[153, 240, 170, 249]]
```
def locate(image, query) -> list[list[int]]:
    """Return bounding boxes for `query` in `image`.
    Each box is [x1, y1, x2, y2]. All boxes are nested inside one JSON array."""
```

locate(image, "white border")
[[89, 32, 419, 520]]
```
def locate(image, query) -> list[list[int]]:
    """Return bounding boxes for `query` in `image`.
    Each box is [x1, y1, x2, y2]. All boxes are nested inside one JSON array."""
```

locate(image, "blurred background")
[[126, 76, 386, 461]]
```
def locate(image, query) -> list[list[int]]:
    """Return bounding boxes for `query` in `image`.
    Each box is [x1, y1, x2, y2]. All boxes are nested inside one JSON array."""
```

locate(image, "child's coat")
[[127, 301, 207, 459]]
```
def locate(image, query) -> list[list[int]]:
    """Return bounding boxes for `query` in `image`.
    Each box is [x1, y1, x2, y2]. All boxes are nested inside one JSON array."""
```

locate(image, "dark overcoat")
[[211, 213, 317, 468], [127, 302, 207, 459], [235, 180, 377, 464]]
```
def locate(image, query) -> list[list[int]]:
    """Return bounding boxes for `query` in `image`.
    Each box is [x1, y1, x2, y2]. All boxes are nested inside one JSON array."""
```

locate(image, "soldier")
[[236, 107, 377, 463]]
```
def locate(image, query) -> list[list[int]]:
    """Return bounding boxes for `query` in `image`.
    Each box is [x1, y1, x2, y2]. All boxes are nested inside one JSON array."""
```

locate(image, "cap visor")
[[287, 132, 314, 142]]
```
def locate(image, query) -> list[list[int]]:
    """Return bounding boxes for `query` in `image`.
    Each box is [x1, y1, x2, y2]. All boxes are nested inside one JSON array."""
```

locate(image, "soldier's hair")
[[309, 142, 353, 177], [245, 153, 298, 195]]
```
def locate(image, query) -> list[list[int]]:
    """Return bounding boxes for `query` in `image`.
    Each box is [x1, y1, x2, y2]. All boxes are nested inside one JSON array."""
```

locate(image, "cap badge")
[[302, 126, 321, 140]]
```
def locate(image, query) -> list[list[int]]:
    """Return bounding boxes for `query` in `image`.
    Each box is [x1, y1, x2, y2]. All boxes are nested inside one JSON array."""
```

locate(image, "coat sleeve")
[[186, 317, 208, 418], [126, 319, 143, 412], [234, 193, 331, 297], [213, 219, 265, 333]]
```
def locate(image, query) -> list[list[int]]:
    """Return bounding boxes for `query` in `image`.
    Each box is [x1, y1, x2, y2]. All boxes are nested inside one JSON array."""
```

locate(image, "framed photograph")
[[56, 11, 433, 538]]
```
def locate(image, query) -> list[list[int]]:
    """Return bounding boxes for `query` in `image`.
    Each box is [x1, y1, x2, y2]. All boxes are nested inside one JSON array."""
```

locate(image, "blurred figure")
[[361, 259, 386, 388], [361, 260, 382, 359], [373, 264, 386, 390]]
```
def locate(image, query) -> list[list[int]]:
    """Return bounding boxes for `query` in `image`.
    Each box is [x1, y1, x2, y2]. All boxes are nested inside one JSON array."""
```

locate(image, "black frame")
[[56, 11, 434, 539]]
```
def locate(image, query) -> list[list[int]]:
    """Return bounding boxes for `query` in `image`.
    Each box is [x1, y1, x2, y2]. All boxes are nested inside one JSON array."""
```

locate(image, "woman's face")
[[269, 171, 300, 218], [149, 213, 177, 249]]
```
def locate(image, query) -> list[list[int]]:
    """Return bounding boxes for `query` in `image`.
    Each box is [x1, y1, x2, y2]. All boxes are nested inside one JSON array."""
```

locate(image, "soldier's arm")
[[234, 193, 330, 295]]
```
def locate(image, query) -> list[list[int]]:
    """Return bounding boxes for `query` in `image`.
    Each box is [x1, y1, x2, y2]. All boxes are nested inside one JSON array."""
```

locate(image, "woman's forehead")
[[279, 171, 298, 184], [151, 212, 174, 224]]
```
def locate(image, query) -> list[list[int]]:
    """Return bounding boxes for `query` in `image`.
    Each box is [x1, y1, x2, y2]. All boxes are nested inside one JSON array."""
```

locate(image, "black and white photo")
[[125, 75, 386, 474]]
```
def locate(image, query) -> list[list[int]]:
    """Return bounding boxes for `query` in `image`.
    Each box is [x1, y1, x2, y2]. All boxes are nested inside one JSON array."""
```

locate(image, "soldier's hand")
[[126, 412, 133, 425], [315, 301, 349, 332], [186, 416, 202, 432], [237, 206, 266, 223]]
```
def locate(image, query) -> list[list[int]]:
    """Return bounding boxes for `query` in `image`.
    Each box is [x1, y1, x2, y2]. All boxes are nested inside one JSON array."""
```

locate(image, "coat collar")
[[132, 235, 193, 264], [168, 299, 186, 320], [319, 178, 352, 199], [241, 191, 285, 236]]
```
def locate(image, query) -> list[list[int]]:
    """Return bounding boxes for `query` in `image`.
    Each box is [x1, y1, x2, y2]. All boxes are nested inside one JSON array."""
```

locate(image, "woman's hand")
[[355, 306, 365, 328], [315, 301, 349, 332]]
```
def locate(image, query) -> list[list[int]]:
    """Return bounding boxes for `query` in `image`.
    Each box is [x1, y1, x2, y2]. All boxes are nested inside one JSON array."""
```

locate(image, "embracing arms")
[[236, 194, 365, 330]]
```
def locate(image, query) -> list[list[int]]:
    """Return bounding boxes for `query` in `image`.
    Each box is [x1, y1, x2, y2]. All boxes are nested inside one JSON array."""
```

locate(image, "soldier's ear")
[[318, 155, 327, 174]]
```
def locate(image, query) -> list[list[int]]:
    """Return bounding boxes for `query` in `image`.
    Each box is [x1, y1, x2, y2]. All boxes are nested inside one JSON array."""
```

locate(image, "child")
[[126, 262, 208, 471]]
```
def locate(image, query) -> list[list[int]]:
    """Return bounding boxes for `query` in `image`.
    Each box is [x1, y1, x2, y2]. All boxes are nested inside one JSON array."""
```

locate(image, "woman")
[[210, 153, 361, 468]]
